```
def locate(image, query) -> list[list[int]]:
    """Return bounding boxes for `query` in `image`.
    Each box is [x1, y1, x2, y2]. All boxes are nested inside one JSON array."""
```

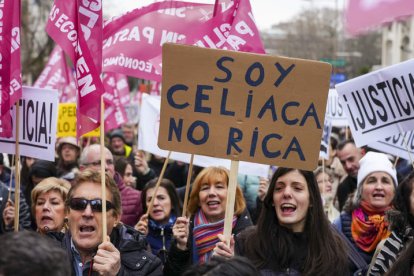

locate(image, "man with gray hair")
[[79, 144, 143, 226]]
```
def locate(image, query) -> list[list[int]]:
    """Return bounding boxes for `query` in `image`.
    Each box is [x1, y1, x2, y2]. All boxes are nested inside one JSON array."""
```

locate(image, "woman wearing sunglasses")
[[135, 178, 182, 264], [163, 166, 252, 276], [31, 177, 71, 234], [51, 169, 163, 276]]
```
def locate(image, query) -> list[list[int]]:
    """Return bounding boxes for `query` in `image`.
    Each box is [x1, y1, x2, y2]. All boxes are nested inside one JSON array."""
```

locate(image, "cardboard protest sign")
[[369, 131, 414, 161], [159, 44, 332, 170], [336, 59, 414, 147], [139, 94, 269, 177], [326, 89, 348, 127], [57, 103, 99, 137], [0, 87, 58, 161]]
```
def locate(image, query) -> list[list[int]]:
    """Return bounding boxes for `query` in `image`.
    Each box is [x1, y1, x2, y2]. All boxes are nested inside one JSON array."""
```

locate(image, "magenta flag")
[[33, 45, 77, 103], [102, 0, 264, 81], [34, 45, 70, 89], [46, 1, 104, 138], [0, 0, 22, 138], [102, 73, 128, 131], [346, 0, 414, 35]]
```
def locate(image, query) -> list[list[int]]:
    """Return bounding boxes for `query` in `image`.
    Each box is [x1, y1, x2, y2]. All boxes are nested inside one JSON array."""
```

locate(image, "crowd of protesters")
[[1, 124, 414, 276]]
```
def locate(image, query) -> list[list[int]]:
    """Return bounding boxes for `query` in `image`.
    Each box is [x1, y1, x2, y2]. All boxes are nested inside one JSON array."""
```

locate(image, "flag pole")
[[13, 103, 21, 232], [100, 95, 107, 241]]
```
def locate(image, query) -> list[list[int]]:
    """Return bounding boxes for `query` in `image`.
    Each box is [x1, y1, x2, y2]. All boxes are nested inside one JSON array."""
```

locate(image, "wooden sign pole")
[[13, 104, 21, 232], [146, 151, 172, 216], [182, 154, 194, 217], [223, 160, 239, 247]]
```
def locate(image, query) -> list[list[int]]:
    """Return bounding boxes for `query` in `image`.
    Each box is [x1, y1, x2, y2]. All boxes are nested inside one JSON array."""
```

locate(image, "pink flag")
[[34, 45, 70, 89], [102, 0, 264, 81], [0, 0, 22, 138], [346, 0, 414, 35], [102, 73, 128, 131], [46, 1, 104, 138]]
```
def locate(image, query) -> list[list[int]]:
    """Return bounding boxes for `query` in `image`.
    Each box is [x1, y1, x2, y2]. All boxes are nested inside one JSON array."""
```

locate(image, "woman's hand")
[[172, 216, 189, 251], [213, 233, 235, 258], [135, 214, 148, 235], [257, 177, 269, 202], [3, 200, 15, 228]]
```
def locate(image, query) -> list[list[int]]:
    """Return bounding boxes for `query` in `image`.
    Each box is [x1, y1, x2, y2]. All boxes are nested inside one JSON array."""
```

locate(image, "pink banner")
[[346, 0, 414, 35], [102, 1, 264, 81], [34, 45, 70, 89], [0, 0, 22, 138], [46, 1, 104, 138], [102, 72, 128, 131]]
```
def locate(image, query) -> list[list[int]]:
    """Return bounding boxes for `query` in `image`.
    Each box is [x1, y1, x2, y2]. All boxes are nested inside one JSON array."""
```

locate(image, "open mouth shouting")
[[280, 203, 297, 215]]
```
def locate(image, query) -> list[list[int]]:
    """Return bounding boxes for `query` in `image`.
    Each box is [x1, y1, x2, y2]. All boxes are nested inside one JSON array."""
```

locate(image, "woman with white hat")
[[333, 151, 398, 274]]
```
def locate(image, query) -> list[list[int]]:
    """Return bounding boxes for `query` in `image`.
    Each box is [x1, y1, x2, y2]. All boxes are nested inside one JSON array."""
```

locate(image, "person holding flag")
[[164, 166, 252, 276], [50, 169, 162, 275]]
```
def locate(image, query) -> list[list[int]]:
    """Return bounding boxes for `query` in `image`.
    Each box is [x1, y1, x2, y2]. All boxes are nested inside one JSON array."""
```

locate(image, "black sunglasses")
[[69, 198, 114, 212]]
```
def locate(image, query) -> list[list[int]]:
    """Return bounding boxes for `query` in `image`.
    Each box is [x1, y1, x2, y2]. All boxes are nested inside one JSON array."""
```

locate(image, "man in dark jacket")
[[80, 144, 143, 226], [58, 169, 162, 275], [0, 180, 32, 234], [334, 139, 364, 211]]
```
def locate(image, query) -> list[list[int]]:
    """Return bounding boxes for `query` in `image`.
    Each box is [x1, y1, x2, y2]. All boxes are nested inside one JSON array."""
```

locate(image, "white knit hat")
[[357, 151, 398, 188]]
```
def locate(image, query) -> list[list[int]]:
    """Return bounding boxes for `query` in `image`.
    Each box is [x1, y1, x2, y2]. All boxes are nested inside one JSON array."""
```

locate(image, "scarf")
[[351, 200, 391, 253], [193, 209, 237, 264], [147, 215, 176, 256]]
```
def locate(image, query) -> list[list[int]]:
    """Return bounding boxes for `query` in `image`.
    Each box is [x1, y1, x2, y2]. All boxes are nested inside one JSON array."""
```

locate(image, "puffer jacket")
[[114, 172, 143, 226], [52, 224, 163, 276]]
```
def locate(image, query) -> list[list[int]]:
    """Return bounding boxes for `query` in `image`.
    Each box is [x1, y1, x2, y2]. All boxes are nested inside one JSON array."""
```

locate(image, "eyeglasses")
[[83, 159, 114, 167], [69, 198, 114, 212]]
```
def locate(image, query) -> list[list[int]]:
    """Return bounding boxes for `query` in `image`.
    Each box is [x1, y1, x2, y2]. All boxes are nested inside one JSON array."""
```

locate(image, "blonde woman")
[[31, 177, 71, 234]]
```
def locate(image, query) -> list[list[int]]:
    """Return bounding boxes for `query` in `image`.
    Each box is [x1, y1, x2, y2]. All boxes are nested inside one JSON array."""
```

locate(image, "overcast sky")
[[103, 0, 346, 30]]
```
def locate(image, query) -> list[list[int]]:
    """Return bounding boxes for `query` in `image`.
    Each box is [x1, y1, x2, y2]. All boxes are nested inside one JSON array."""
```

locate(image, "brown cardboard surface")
[[158, 44, 331, 170]]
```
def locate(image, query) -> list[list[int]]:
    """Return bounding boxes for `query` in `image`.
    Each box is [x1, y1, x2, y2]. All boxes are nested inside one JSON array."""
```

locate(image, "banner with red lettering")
[[0, 0, 22, 138], [346, 0, 414, 35], [102, 0, 264, 81], [102, 72, 128, 131], [46, 1, 104, 138]]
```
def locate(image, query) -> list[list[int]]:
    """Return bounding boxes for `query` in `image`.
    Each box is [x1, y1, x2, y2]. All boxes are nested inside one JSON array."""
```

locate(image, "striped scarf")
[[193, 209, 237, 264]]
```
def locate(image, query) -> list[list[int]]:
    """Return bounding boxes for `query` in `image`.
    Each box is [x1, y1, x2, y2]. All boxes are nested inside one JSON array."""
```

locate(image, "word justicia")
[[342, 72, 414, 132]]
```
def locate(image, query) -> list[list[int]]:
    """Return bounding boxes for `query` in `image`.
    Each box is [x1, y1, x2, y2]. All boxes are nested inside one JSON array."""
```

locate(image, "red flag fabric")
[[0, 0, 22, 138], [346, 0, 414, 35], [46, 1, 104, 138]]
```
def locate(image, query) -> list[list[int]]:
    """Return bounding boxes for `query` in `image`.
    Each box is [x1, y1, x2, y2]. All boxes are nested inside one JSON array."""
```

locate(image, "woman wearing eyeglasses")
[[163, 166, 252, 276], [31, 177, 71, 234], [50, 169, 163, 276], [135, 178, 182, 264]]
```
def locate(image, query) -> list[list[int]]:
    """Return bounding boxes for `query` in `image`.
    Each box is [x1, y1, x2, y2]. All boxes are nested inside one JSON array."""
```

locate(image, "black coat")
[[163, 208, 252, 276], [0, 180, 32, 233], [52, 224, 163, 276]]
